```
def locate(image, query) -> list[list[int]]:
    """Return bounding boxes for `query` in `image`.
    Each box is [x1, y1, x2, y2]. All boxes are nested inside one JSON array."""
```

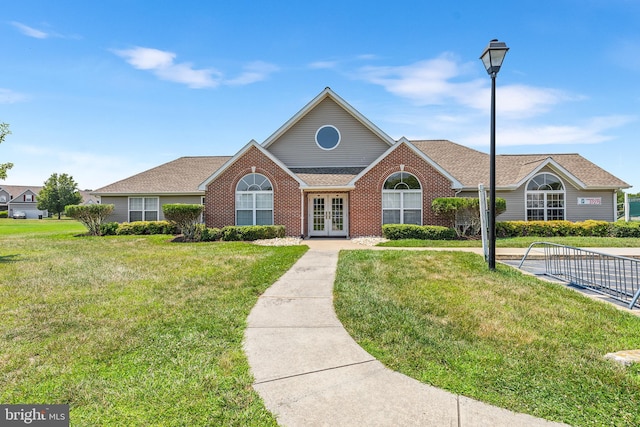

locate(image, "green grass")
[[0, 218, 86, 237], [380, 235, 640, 248], [334, 250, 640, 426], [0, 220, 307, 426]]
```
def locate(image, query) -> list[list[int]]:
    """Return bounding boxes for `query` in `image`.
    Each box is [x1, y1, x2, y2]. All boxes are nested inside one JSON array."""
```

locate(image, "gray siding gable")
[[266, 97, 392, 168]]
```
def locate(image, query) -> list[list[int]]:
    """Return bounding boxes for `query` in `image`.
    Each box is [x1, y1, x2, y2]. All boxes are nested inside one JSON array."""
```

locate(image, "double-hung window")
[[129, 197, 159, 221], [382, 172, 422, 225], [236, 173, 273, 226]]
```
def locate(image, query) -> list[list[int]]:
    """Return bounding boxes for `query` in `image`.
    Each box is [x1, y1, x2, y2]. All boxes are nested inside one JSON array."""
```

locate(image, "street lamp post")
[[480, 39, 509, 270]]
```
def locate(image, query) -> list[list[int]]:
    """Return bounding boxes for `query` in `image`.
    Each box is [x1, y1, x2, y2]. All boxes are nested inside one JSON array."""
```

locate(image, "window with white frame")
[[382, 172, 422, 225], [236, 173, 273, 226], [129, 197, 159, 221], [526, 173, 565, 221]]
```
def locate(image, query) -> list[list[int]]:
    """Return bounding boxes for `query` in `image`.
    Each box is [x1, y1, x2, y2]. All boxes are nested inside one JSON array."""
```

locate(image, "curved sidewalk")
[[244, 247, 568, 426]]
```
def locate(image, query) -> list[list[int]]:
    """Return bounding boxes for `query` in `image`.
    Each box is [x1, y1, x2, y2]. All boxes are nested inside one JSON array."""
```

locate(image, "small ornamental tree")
[[37, 173, 83, 219], [65, 204, 114, 236], [432, 197, 506, 237], [162, 204, 204, 242]]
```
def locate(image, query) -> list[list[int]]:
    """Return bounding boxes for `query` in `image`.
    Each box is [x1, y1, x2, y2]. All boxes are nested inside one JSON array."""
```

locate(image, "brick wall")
[[204, 145, 302, 236], [205, 142, 455, 238], [350, 143, 455, 237]]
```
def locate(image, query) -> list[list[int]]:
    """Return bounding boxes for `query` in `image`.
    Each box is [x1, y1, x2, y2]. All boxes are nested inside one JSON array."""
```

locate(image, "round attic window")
[[315, 125, 341, 150]]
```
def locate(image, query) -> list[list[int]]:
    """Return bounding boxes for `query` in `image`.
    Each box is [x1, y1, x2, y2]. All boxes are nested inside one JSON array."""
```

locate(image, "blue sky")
[[1, 0, 639, 191]]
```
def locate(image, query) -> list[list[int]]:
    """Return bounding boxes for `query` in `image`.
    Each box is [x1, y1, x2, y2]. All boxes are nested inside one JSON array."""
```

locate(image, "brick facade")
[[205, 142, 455, 237], [204, 145, 302, 236], [350, 143, 455, 237]]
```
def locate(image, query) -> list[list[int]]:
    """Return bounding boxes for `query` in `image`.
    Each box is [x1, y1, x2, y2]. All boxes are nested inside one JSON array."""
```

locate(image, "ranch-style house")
[[93, 88, 629, 237]]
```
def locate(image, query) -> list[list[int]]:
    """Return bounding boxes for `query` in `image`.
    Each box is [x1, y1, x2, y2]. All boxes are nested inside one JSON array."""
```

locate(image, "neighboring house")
[[79, 191, 100, 206], [0, 186, 96, 218], [93, 88, 629, 237], [0, 185, 48, 219]]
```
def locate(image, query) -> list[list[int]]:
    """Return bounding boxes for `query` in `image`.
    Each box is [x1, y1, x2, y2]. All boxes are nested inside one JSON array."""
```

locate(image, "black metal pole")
[[489, 72, 497, 270]]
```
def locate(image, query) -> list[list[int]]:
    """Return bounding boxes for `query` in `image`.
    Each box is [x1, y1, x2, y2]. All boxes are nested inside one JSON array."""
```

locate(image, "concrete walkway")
[[244, 244, 569, 426]]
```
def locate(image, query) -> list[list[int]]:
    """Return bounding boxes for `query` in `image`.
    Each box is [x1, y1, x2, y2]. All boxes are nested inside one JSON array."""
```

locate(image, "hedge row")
[[215, 225, 286, 241], [496, 220, 640, 238], [100, 221, 180, 236], [0, 211, 7, 218], [99, 221, 286, 241], [382, 224, 457, 240]]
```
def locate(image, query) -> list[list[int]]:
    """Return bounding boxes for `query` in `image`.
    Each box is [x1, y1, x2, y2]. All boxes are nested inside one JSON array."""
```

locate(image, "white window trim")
[[235, 192, 274, 226], [381, 172, 423, 225], [128, 197, 159, 222], [315, 125, 341, 151], [525, 173, 566, 221], [235, 174, 274, 226]]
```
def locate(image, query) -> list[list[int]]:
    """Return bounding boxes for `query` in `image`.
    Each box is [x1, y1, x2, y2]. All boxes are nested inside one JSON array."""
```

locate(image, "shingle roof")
[[411, 140, 629, 189], [411, 140, 489, 188], [92, 142, 628, 195], [290, 167, 365, 186], [93, 156, 232, 194], [0, 185, 42, 199]]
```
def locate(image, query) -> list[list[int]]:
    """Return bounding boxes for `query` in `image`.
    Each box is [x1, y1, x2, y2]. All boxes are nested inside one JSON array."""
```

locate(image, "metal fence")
[[519, 242, 640, 309]]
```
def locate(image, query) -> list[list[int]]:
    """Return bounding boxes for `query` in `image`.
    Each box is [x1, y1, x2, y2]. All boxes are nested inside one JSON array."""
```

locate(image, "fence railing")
[[519, 242, 640, 309]]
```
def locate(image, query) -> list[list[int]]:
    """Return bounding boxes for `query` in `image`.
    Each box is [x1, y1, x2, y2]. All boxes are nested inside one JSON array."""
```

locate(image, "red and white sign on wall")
[[577, 197, 602, 205]]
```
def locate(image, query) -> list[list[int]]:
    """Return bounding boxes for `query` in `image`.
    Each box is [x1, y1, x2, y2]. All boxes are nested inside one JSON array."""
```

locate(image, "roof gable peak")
[[262, 87, 395, 149]]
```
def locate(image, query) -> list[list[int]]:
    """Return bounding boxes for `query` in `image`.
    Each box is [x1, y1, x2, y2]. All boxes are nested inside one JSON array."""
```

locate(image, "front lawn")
[[0, 223, 306, 425], [334, 250, 640, 426]]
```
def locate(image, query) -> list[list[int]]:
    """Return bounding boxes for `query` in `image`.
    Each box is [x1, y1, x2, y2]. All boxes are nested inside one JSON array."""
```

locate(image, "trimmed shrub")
[[611, 221, 640, 238], [220, 225, 286, 241], [496, 220, 615, 238], [196, 224, 222, 242], [116, 221, 178, 235], [432, 197, 506, 237], [99, 222, 119, 236], [162, 204, 204, 242], [0, 211, 7, 218], [382, 224, 457, 240], [65, 204, 114, 236]]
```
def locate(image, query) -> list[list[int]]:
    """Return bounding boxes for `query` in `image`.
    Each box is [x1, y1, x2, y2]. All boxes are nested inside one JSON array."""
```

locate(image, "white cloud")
[[225, 61, 279, 85], [113, 47, 222, 89], [118, 47, 175, 69], [464, 115, 636, 147], [11, 21, 48, 39], [113, 47, 278, 89], [309, 60, 339, 69], [0, 88, 28, 104], [357, 54, 573, 118]]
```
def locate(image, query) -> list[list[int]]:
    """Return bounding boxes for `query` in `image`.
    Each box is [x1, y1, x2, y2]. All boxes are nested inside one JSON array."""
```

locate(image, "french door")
[[308, 194, 348, 237]]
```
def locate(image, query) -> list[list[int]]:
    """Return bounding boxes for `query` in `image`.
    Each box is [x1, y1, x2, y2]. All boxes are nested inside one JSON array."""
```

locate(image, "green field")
[[0, 219, 306, 425], [4, 219, 640, 425], [334, 250, 640, 426]]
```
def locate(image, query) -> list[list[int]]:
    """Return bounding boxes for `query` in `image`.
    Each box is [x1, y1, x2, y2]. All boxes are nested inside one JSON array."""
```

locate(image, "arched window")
[[526, 173, 565, 221], [236, 173, 273, 226], [382, 172, 422, 225]]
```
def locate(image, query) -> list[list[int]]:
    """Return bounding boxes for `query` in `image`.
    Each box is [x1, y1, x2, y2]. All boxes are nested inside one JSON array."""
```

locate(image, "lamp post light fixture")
[[480, 39, 509, 270]]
